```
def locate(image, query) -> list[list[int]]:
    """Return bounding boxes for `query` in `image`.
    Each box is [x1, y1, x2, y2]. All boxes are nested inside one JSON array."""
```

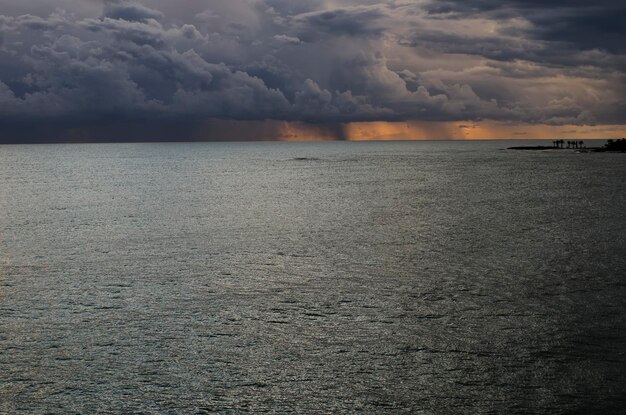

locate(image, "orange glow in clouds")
[[191, 119, 625, 141], [343, 121, 626, 141]]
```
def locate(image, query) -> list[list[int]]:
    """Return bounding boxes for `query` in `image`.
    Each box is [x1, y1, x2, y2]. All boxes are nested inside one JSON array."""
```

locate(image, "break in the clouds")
[[0, 0, 624, 141]]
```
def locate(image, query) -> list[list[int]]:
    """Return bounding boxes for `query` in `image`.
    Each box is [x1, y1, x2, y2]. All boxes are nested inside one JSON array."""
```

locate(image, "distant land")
[[509, 139, 626, 152]]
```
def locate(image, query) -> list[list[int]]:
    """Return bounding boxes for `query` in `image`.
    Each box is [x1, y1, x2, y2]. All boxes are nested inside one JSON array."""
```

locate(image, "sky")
[[0, 0, 624, 142]]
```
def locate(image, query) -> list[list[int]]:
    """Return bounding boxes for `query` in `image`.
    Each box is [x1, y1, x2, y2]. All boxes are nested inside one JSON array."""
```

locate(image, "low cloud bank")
[[0, 0, 624, 141]]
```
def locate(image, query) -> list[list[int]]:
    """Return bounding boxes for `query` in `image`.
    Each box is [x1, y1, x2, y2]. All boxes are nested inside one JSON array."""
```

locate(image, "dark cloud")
[[294, 6, 388, 40], [0, 0, 624, 141], [424, 0, 626, 53], [103, 1, 164, 22], [529, 8, 626, 54]]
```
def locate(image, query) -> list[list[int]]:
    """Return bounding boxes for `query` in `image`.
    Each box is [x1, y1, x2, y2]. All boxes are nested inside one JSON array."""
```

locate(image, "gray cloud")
[[293, 6, 388, 40], [0, 0, 624, 141], [423, 0, 626, 53], [103, 1, 164, 22]]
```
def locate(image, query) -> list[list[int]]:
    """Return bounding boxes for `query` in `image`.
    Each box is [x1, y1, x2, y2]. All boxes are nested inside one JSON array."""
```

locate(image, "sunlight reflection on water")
[[0, 141, 625, 414]]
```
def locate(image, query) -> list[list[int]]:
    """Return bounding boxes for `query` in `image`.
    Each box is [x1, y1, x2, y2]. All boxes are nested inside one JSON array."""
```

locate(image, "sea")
[[1, 140, 625, 414]]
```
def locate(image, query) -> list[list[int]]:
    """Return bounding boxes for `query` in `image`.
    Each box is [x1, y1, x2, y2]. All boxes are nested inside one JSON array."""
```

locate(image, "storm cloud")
[[0, 0, 624, 141]]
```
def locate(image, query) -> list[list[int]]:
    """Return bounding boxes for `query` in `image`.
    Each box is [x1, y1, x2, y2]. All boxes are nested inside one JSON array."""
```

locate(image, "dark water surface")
[[1, 141, 625, 414]]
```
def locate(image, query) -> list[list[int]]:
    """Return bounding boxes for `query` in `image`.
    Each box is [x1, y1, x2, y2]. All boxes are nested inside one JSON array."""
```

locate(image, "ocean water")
[[0, 140, 625, 414]]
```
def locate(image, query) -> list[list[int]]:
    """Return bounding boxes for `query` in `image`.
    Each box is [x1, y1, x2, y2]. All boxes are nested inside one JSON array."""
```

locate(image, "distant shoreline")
[[508, 146, 599, 151], [509, 139, 626, 152], [508, 146, 624, 153]]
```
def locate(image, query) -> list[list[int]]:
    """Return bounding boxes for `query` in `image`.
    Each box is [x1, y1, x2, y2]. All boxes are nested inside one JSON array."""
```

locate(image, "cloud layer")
[[0, 0, 624, 140]]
